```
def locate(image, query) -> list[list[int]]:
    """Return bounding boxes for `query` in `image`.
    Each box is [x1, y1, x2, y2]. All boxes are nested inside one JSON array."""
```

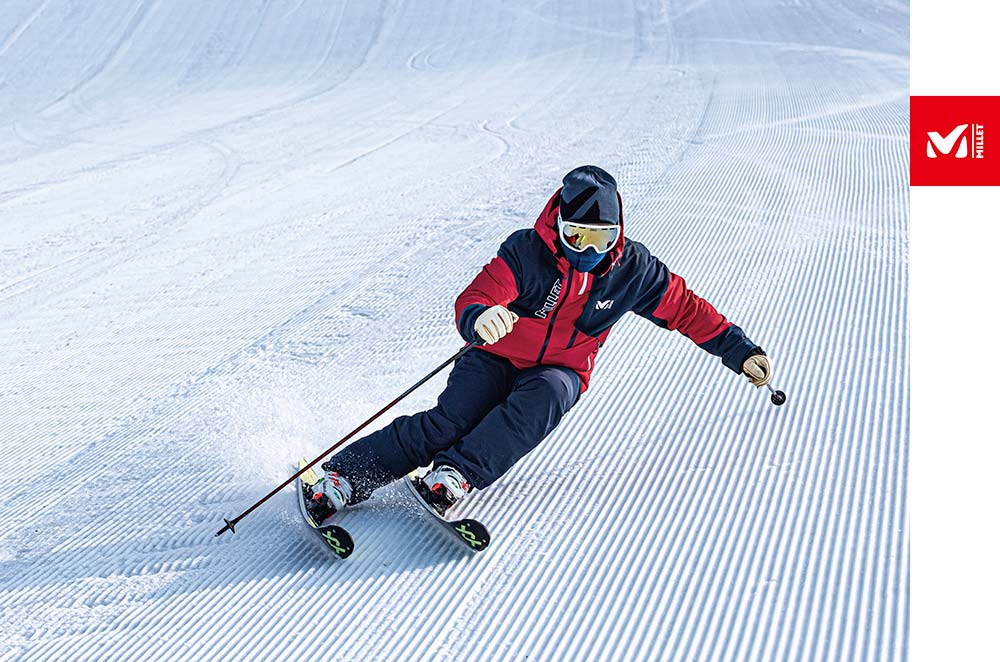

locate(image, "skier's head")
[[558, 165, 622, 272]]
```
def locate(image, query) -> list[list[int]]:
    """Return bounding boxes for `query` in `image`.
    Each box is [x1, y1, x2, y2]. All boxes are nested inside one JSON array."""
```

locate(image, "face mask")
[[561, 242, 605, 272]]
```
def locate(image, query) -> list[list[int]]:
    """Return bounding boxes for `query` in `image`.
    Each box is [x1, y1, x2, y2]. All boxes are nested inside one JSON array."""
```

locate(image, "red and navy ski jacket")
[[455, 190, 761, 392]]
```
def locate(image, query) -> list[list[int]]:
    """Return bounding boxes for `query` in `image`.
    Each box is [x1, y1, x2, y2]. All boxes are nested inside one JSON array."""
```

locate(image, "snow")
[[0, 0, 908, 660]]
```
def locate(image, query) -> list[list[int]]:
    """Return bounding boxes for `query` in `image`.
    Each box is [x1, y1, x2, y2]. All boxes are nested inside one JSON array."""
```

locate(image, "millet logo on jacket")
[[535, 279, 562, 318], [596, 300, 614, 310]]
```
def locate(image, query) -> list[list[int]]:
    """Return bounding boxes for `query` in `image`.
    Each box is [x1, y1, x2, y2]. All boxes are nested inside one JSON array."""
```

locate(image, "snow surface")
[[0, 1, 908, 660]]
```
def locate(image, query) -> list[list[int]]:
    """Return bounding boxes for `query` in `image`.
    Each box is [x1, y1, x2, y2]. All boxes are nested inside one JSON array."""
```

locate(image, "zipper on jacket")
[[566, 328, 579, 349], [536, 267, 573, 363]]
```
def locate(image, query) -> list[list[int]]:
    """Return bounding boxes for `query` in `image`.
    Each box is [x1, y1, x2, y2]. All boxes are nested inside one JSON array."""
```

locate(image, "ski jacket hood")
[[534, 188, 625, 277]]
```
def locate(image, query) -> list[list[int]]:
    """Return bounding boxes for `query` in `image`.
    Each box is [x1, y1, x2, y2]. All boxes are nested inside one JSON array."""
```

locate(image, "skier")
[[303, 165, 772, 521]]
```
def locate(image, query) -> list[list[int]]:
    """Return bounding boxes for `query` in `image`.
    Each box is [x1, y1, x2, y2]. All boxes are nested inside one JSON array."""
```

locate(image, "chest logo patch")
[[534, 279, 563, 318], [596, 299, 614, 310]]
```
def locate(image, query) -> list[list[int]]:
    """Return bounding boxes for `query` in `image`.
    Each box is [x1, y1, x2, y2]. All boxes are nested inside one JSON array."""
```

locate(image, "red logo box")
[[911, 96, 1000, 186]]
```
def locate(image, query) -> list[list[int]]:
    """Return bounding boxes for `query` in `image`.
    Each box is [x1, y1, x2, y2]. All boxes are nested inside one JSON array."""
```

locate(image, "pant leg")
[[434, 364, 581, 490], [323, 348, 517, 502]]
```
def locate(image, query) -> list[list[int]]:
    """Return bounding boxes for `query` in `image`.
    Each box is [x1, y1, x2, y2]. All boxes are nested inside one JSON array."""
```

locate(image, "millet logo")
[[910, 96, 999, 186], [534, 279, 562, 318], [926, 123, 984, 159]]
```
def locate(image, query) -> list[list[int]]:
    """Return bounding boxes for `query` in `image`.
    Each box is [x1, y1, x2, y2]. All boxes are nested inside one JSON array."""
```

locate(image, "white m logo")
[[927, 124, 969, 158]]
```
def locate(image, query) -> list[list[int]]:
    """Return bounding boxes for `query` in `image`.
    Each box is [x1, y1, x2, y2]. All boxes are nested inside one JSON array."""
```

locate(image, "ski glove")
[[474, 305, 519, 344], [742, 354, 772, 388]]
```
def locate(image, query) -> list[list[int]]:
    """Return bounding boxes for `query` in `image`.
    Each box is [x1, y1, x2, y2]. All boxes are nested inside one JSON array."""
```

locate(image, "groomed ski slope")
[[0, 1, 908, 660]]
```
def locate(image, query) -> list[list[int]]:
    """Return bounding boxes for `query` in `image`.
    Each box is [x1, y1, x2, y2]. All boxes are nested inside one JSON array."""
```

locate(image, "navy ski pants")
[[324, 348, 581, 503]]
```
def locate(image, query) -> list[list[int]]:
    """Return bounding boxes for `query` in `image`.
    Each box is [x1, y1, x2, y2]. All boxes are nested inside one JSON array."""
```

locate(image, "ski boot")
[[417, 465, 471, 516], [302, 469, 353, 524]]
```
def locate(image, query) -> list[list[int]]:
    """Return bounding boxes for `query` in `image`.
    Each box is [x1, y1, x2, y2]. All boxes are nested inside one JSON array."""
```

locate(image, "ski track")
[[0, 0, 907, 660]]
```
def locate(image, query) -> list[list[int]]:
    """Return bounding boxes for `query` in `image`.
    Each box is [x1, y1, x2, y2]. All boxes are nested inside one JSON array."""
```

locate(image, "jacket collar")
[[533, 188, 625, 277]]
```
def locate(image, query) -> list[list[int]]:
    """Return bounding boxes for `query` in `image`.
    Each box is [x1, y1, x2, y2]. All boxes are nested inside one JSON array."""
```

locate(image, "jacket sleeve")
[[454, 242, 521, 343], [633, 257, 762, 373]]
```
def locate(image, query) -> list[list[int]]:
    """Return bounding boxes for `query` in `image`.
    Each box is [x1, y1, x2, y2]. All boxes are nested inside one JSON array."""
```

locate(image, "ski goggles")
[[557, 214, 621, 254]]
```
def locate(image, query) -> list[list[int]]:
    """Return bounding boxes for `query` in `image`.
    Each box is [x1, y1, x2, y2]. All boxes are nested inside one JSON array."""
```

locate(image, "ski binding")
[[404, 471, 491, 552], [295, 458, 354, 559]]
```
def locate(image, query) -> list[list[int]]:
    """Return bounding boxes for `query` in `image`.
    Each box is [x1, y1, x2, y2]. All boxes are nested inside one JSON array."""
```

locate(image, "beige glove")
[[742, 354, 772, 388], [474, 305, 519, 344]]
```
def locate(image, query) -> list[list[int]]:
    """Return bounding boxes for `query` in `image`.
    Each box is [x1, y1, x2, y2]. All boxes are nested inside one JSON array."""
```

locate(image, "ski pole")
[[765, 383, 787, 406], [215, 340, 482, 537]]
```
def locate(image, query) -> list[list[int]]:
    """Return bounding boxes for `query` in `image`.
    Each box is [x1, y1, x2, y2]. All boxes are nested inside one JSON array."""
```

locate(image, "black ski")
[[404, 472, 491, 552], [295, 459, 354, 559]]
